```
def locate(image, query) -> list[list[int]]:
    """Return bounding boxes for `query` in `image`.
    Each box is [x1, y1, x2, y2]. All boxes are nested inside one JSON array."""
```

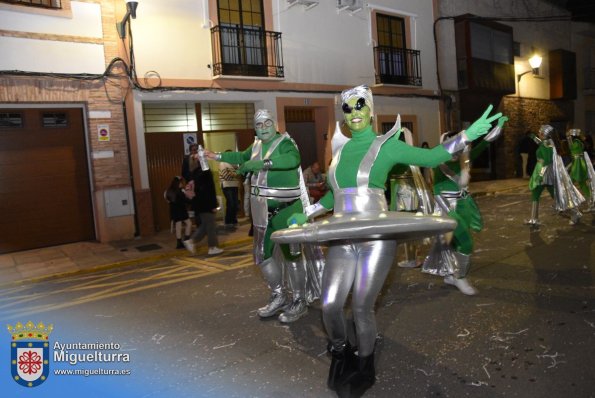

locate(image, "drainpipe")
[[122, 100, 140, 237]]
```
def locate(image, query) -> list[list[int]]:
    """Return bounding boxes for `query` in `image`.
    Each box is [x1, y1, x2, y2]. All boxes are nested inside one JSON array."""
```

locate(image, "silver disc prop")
[[271, 211, 457, 245]]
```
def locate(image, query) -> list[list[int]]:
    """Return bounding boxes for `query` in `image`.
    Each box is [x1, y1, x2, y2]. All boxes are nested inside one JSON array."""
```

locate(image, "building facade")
[[1, 0, 447, 252], [436, 0, 595, 179]]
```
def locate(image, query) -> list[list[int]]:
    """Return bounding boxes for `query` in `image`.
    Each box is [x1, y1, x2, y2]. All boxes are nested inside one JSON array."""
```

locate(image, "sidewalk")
[[0, 178, 528, 288]]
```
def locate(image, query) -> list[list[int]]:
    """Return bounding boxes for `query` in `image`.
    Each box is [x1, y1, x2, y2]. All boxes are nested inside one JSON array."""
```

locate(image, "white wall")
[[0, 1, 102, 37], [129, 0, 438, 89], [0, 37, 105, 73], [130, 0, 212, 80], [0, 1, 105, 73]]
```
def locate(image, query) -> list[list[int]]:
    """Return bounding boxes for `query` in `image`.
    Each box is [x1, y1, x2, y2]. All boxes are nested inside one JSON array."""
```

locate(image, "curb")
[[0, 236, 254, 289]]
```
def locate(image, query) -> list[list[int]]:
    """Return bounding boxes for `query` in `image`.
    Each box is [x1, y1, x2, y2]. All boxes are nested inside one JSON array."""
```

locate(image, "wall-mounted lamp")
[[116, 0, 139, 39], [517, 54, 543, 83]]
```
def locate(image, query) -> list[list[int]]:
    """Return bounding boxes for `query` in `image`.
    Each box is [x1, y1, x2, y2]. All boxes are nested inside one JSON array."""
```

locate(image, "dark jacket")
[[166, 189, 189, 222], [192, 167, 218, 213]]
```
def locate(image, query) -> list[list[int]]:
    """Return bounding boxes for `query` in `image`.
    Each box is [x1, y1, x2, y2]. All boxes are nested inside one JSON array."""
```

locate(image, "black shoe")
[[176, 239, 184, 249], [341, 353, 375, 398], [327, 341, 356, 391]]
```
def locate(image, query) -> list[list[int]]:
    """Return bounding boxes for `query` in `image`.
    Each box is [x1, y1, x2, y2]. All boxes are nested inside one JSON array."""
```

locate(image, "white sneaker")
[[444, 275, 478, 296], [208, 246, 223, 255], [183, 239, 196, 254]]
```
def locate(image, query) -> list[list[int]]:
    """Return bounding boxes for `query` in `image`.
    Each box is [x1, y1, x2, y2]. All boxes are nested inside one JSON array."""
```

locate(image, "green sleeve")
[[385, 138, 452, 168], [220, 145, 253, 164]]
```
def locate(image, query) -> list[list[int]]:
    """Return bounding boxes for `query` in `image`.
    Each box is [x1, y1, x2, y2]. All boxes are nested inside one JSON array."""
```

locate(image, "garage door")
[[0, 108, 95, 254]]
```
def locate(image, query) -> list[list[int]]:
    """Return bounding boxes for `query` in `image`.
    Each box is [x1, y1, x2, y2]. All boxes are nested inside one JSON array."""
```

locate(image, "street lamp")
[[517, 54, 543, 83], [116, 0, 139, 39]]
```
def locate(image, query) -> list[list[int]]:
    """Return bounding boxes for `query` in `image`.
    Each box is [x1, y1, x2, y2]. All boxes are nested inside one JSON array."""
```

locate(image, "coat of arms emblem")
[[7, 321, 53, 387]]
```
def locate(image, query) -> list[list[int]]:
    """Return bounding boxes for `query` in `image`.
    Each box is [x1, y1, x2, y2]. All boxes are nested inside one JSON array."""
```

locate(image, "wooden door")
[[0, 108, 94, 253]]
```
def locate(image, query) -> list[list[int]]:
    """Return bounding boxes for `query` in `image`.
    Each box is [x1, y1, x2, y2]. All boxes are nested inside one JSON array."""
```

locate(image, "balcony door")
[[217, 0, 267, 76], [376, 14, 411, 84]]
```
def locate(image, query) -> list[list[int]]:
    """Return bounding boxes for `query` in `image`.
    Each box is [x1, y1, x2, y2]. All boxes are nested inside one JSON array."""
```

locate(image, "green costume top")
[[221, 134, 300, 206], [318, 125, 453, 210], [529, 141, 554, 190], [568, 138, 588, 183], [432, 141, 490, 247]]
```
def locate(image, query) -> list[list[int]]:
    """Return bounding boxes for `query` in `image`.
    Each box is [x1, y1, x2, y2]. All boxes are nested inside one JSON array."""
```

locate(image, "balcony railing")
[[0, 0, 61, 9], [210, 25, 284, 78], [374, 46, 422, 86]]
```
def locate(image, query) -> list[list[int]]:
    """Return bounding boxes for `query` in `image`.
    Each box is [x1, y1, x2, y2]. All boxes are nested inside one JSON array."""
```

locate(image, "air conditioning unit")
[[287, 0, 319, 10], [337, 0, 363, 12]]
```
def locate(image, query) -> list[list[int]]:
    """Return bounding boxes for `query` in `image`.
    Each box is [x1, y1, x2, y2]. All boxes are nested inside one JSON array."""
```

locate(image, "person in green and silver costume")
[[525, 125, 584, 226], [287, 85, 503, 396], [205, 109, 312, 323], [566, 129, 595, 211], [422, 116, 507, 296]]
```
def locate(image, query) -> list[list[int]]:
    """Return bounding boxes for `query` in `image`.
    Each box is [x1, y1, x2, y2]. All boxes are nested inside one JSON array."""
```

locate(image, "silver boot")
[[257, 289, 289, 318], [569, 209, 582, 225], [524, 201, 541, 226], [444, 252, 477, 295], [278, 298, 308, 323]]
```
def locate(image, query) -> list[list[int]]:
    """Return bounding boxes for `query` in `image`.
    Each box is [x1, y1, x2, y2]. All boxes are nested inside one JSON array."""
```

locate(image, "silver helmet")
[[539, 125, 554, 139]]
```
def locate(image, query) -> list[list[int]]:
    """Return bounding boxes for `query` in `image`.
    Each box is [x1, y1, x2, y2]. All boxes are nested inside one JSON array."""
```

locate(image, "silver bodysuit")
[[322, 131, 397, 357]]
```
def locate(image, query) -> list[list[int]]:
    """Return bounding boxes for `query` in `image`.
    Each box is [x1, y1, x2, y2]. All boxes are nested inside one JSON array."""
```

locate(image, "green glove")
[[497, 116, 509, 128], [238, 159, 264, 175], [287, 213, 307, 227], [465, 105, 503, 141]]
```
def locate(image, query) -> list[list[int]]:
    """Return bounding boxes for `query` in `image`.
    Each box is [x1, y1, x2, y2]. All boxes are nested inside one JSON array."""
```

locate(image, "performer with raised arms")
[[279, 85, 503, 396]]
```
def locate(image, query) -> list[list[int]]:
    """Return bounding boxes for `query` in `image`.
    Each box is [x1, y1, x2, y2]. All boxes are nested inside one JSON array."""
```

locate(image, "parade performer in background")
[[525, 125, 584, 226], [205, 109, 315, 323], [284, 85, 502, 396], [567, 129, 594, 211], [422, 116, 507, 296], [388, 128, 435, 269]]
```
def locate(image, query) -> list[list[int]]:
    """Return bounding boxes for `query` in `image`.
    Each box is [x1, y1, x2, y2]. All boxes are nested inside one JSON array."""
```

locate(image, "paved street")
[[1, 186, 594, 398]]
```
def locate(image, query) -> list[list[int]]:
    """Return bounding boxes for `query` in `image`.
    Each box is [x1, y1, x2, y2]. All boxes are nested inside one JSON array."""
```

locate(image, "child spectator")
[[165, 176, 192, 249]]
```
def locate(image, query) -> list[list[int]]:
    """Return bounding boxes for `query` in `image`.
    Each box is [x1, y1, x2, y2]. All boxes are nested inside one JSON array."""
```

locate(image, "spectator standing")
[[181, 143, 201, 227], [183, 158, 223, 255], [181, 143, 198, 182], [219, 150, 241, 230]]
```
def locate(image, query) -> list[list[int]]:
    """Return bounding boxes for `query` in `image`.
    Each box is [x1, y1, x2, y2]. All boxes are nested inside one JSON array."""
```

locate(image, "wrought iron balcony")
[[0, 0, 61, 9], [374, 46, 422, 86], [210, 25, 284, 78]]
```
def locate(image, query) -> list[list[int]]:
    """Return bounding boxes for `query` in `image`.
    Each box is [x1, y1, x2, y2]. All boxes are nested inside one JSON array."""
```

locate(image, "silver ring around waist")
[[251, 186, 301, 201]]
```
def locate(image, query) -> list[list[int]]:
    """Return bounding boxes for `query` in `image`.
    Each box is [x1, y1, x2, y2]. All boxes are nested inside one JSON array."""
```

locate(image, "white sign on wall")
[[183, 133, 198, 155]]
